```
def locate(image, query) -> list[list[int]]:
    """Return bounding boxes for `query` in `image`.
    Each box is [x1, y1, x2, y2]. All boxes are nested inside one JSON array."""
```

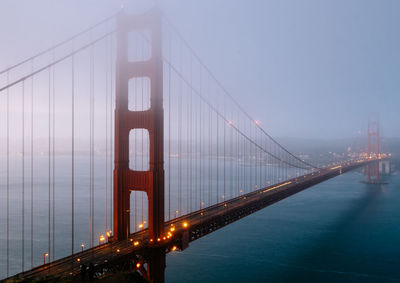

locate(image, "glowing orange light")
[[116, 249, 120, 253], [99, 234, 105, 243], [136, 263, 141, 268], [171, 246, 177, 251], [182, 222, 189, 228], [134, 241, 140, 246], [157, 238, 161, 242], [77, 258, 81, 262]]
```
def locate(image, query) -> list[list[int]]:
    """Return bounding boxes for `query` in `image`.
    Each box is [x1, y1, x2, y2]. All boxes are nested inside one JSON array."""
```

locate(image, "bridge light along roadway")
[[136, 263, 141, 269], [99, 234, 106, 244], [171, 246, 177, 251], [182, 222, 189, 229], [81, 244, 85, 253], [134, 241, 140, 246], [43, 253, 49, 265], [138, 223, 144, 229]]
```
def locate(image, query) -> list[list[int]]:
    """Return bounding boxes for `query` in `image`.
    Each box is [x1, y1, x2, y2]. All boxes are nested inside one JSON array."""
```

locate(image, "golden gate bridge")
[[0, 8, 389, 283]]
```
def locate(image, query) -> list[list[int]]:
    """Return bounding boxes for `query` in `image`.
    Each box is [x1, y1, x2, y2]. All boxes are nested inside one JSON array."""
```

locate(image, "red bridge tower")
[[113, 9, 164, 243]]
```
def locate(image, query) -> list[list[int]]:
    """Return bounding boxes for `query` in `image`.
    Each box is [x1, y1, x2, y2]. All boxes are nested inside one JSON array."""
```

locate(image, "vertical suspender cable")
[[48, 67, 51, 259], [216, 95, 219, 203], [105, 34, 109, 235], [186, 57, 190, 213], [30, 61, 34, 269], [178, 49, 182, 216], [71, 55, 75, 255], [22, 80, 25, 272], [236, 110, 239, 195], [167, 33, 172, 220], [223, 97, 226, 201], [199, 68, 202, 210], [194, 76, 197, 210], [89, 41, 93, 248], [230, 111, 233, 198], [52, 52, 56, 262], [6, 70, 9, 277], [187, 65, 190, 213], [189, 55, 193, 213], [90, 45, 95, 248], [141, 40, 144, 225], [251, 124, 254, 190], [208, 80, 211, 206], [168, 48, 171, 221], [109, 32, 114, 232]]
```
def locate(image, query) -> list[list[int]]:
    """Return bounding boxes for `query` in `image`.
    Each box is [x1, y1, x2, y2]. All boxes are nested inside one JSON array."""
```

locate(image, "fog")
[[0, 0, 399, 141]]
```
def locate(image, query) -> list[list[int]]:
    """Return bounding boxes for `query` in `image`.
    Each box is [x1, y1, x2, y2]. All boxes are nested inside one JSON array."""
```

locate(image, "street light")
[[106, 230, 112, 242], [81, 243, 85, 253], [99, 234, 105, 245], [43, 253, 49, 265]]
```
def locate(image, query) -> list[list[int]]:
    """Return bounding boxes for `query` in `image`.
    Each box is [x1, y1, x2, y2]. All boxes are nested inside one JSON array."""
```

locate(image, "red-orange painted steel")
[[113, 9, 164, 242]]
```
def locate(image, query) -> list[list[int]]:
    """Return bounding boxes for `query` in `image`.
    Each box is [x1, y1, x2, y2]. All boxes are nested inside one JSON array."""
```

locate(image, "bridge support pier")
[[147, 248, 166, 283]]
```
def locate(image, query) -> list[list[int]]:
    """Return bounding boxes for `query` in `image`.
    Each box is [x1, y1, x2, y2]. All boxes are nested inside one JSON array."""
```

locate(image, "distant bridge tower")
[[366, 118, 380, 183], [113, 9, 164, 242]]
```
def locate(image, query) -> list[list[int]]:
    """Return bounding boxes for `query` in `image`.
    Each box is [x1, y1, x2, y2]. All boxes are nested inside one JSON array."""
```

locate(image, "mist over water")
[[0, 1, 399, 282], [166, 171, 400, 282]]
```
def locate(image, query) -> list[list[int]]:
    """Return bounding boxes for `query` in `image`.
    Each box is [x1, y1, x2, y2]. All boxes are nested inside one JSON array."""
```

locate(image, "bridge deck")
[[7, 158, 382, 282]]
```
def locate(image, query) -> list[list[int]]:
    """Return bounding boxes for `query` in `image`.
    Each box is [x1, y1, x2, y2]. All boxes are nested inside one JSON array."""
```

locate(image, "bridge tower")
[[113, 9, 166, 282], [113, 9, 164, 242], [366, 118, 380, 183]]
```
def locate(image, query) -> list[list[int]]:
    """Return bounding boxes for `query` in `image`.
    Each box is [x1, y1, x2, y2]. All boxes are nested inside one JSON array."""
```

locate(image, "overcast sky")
[[0, 0, 399, 140]]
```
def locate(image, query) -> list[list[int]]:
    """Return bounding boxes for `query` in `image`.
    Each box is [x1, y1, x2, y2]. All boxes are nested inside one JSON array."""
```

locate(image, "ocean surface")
[[165, 170, 400, 283]]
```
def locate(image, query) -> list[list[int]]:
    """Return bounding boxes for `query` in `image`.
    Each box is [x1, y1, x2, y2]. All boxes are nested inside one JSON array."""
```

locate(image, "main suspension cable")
[[161, 14, 318, 170], [0, 13, 118, 76]]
